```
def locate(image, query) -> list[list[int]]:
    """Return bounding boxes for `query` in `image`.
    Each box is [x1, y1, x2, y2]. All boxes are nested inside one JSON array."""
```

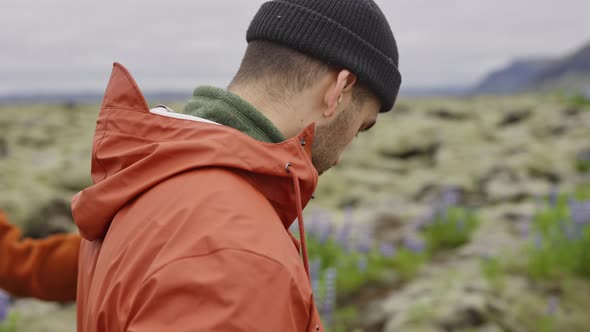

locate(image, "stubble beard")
[[311, 107, 354, 176]]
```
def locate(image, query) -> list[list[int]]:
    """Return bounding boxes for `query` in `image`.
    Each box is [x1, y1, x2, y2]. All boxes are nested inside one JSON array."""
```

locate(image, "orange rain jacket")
[[0, 210, 79, 301], [72, 63, 324, 332]]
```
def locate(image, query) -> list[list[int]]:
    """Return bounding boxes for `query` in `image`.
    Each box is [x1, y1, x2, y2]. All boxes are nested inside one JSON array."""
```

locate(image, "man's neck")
[[228, 86, 312, 139]]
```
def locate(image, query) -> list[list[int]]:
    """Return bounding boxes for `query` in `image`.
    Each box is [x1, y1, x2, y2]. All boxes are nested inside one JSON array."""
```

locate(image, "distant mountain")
[[473, 40, 590, 94], [473, 58, 553, 94], [531, 43, 590, 90]]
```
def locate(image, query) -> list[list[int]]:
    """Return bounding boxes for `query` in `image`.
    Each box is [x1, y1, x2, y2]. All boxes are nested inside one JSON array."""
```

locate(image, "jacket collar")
[[72, 63, 318, 241]]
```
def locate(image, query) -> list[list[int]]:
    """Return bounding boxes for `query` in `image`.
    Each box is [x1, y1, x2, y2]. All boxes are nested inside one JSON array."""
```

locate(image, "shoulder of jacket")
[[145, 248, 310, 297], [167, 167, 264, 196]]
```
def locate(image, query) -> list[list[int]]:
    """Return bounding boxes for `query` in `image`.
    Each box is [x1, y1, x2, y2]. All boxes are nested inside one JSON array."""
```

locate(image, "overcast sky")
[[0, 0, 589, 95]]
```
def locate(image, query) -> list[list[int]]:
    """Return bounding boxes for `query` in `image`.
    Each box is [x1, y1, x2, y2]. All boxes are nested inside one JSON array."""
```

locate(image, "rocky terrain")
[[0, 93, 589, 331], [312, 94, 590, 332]]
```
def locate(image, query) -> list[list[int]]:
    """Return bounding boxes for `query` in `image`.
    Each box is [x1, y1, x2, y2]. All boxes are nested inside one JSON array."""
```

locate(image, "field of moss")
[[1, 93, 589, 332]]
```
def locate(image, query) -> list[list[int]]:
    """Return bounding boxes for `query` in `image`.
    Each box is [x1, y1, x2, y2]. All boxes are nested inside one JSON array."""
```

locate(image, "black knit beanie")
[[247, 0, 401, 113]]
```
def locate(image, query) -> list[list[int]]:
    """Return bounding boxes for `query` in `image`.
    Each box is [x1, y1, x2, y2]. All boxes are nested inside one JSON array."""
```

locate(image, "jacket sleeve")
[[0, 210, 80, 302], [127, 248, 311, 332]]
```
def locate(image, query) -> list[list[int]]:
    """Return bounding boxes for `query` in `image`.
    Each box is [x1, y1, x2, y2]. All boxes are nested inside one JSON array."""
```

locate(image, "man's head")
[[230, 0, 401, 175], [229, 41, 380, 174]]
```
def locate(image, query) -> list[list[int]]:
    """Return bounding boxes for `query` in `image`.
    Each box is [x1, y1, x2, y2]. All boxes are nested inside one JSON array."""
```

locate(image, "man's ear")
[[323, 70, 358, 118]]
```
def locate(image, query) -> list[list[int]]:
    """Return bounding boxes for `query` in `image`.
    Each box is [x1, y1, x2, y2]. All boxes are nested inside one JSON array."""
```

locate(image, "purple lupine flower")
[[322, 268, 337, 327], [320, 210, 335, 242], [441, 187, 461, 207], [310, 258, 322, 296], [0, 290, 10, 322], [535, 234, 543, 250], [308, 209, 322, 238], [548, 187, 559, 206], [404, 236, 425, 253], [318, 220, 333, 244], [416, 208, 438, 231], [379, 242, 396, 257], [429, 187, 461, 223], [547, 295, 559, 315], [564, 223, 581, 240], [519, 221, 531, 239], [306, 209, 319, 237], [343, 205, 354, 224], [336, 223, 352, 249], [336, 206, 354, 248], [414, 218, 428, 231], [356, 235, 373, 253], [424, 207, 438, 224], [535, 195, 549, 214], [568, 198, 590, 225], [357, 257, 368, 272], [432, 200, 449, 222], [355, 223, 374, 253]]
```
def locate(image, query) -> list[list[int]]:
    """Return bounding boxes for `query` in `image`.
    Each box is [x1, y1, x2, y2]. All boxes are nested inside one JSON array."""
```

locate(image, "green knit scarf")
[[182, 86, 285, 143]]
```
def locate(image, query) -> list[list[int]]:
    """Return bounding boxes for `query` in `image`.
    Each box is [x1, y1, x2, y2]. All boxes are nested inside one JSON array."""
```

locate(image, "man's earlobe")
[[338, 95, 343, 104]]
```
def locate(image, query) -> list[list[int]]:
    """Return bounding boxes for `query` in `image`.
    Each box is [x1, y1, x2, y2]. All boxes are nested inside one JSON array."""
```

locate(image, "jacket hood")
[[72, 63, 318, 241]]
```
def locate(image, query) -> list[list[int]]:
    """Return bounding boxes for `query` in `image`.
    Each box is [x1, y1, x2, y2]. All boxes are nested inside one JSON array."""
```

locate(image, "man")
[[74, 0, 401, 331], [0, 210, 79, 301]]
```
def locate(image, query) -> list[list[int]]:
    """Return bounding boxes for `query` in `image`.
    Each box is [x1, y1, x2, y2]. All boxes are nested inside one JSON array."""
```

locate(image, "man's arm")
[[0, 210, 80, 301], [127, 248, 311, 332]]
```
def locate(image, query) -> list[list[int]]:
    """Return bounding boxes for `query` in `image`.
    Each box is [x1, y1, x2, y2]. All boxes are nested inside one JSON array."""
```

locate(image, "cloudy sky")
[[1, 0, 589, 95]]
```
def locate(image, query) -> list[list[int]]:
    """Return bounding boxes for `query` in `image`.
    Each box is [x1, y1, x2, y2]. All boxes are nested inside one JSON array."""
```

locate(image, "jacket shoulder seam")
[[144, 247, 296, 281]]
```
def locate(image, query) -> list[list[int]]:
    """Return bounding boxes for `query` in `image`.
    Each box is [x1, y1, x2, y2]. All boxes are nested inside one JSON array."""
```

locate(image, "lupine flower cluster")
[[547, 295, 560, 315], [302, 207, 427, 330], [299, 188, 484, 330], [527, 187, 590, 279], [419, 187, 479, 251], [0, 291, 8, 322], [321, 268, 337, 327]]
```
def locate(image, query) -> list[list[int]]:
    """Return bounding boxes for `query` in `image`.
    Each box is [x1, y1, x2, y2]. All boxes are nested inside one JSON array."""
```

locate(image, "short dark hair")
[[229, 41, 374, 105]]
